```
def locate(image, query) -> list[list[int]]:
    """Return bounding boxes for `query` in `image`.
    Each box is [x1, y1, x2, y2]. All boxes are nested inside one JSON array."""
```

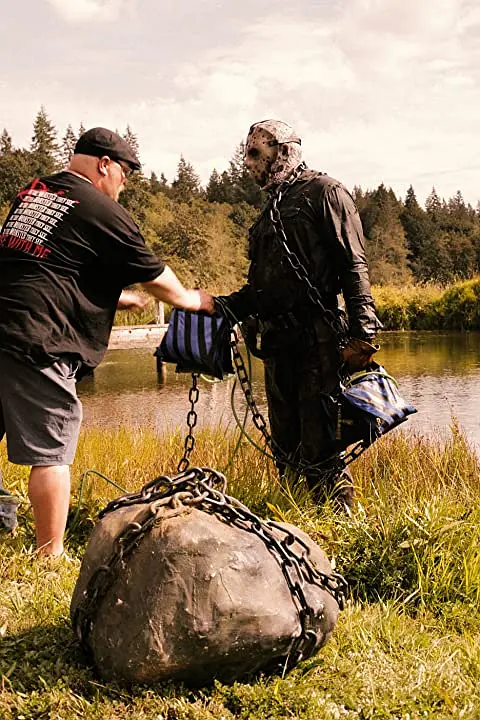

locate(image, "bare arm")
[[141, 266, 214, 313], [117, 289, 151, 311]]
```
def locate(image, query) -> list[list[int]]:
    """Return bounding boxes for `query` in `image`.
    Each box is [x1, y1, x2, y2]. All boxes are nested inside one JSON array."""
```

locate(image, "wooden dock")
[[109, 324, 168, 350], [109, 301, 167, 350]]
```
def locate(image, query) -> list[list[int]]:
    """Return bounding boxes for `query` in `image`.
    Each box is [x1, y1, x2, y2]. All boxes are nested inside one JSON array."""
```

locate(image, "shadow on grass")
[[0, 623, 97, 695], [0, 621, 231, 704]]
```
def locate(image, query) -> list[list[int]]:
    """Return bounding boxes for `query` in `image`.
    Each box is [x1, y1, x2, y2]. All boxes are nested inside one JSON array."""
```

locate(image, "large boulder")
[[71, 495, 342, 685]]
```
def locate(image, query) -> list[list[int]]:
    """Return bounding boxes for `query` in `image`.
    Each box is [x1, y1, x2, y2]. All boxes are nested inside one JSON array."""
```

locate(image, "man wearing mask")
[[217, 119, 381, 509], [0, 127, 214, 554]]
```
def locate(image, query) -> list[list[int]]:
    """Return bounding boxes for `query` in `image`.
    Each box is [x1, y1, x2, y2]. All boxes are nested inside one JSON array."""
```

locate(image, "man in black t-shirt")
[[0, 127, 214, 556]]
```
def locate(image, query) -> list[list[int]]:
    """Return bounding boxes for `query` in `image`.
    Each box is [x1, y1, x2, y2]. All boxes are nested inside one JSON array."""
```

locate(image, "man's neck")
[[65, 169, 93, 184]]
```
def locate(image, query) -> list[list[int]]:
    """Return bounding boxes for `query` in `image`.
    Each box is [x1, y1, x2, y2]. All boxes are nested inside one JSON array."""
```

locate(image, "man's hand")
[[342, 337, 379, 372], [117, 290, 151, 312], [196, 289, 215, 314]]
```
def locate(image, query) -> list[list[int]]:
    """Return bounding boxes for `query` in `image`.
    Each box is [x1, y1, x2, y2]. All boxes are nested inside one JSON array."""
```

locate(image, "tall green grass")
[[115, 276, 480, 332], [373, 276, 480, 330], [1, 425, 480, 718]]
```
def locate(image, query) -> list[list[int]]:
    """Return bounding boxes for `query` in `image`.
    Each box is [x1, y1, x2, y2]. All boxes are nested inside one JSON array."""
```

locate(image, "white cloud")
[[2, 0, 479, 205], [94, 0, 476, 206], [46, 0, 129, 23]]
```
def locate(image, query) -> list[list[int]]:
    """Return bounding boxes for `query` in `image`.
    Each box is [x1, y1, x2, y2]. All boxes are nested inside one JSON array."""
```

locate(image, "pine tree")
[[400, 185, 437, 281], [150, 171, 161, 194], [425, 187, 442, 219], [227, 142, 264, 207], [60, 124, 77, 166], [150, 171, 170, 196], [78, 122, 86, 138], [352, 186, 366, 211], [30, 107, 59, 175], [0, 149, 34, 205], [404, 185, 419, 211], [171, 155, 202, 203], [206, 168, 227, 202], [123, 125, 140, 159], [360, 184, 412, 285], [0, 129, 13, 155]]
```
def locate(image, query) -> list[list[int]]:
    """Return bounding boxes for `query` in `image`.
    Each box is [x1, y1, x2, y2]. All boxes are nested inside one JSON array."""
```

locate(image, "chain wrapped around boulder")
[[71, 466, 347, 685]]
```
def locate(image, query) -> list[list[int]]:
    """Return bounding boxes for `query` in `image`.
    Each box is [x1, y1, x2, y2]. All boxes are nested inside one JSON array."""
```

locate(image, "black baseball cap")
[[74, 127, 141, 171]]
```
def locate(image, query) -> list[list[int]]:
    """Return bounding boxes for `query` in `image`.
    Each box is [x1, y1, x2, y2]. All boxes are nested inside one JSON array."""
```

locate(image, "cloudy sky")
[[1, 0, 479, 205]]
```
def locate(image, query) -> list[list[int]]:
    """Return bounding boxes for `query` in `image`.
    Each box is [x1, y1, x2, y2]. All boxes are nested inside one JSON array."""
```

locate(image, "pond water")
[[78, 332, 480, 450]]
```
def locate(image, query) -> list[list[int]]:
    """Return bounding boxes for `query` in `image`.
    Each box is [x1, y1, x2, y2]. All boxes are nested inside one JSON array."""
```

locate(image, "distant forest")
[[1, 107, 479, 292]]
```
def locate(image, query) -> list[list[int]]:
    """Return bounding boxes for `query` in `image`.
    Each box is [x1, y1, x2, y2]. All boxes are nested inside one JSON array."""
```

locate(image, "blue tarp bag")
[[155, 309, 234, 380], [337, 363, 417, 450]]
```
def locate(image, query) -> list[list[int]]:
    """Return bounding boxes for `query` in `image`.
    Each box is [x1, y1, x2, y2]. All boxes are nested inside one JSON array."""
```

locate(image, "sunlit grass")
[[1, 424, 480, 718], [113, 277, 480, 333], [373, 276, 480, 330]]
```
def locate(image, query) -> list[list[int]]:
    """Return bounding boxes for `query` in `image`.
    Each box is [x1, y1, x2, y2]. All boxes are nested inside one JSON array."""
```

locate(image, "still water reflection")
[[78, 332, 480, 449]]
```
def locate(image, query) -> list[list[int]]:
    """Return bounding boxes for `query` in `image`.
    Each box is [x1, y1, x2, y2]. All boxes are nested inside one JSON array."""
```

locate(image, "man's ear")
[[98, 156, 110, 177]]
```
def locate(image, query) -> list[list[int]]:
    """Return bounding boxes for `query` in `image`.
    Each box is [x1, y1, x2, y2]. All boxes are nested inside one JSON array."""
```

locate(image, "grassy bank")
[[1, 425, 480, 718], [373, 277, 480, 331], [115, 277, 480, 332]]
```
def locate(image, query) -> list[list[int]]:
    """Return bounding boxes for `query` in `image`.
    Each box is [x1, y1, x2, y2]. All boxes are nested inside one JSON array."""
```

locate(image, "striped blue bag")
[[337, 363, 417, 450], [155, 309, 234, 380]]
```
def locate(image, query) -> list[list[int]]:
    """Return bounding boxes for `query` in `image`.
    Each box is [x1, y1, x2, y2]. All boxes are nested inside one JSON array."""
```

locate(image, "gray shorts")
[[0, 351, 83, 466]]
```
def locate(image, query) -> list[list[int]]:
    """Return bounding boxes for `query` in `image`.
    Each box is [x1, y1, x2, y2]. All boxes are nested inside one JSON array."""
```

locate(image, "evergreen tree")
[[425, 187, 442, 220], [227, 142, 264, 207], [352, 185, 367, 212], [60, 124, 77, 166], [119, 173, 151, 225], [0, 129, 12, 155], [150, 171, 162, 194], [30, 106, 59, 175], [171, 155, 202, 203], [0, 149, 34, 205], [78, 122, 86, 138], [123, 125, 140, 159], [148, 171, 170, 197], [206, 168, 229, 203], [400, 185, 438, 281], [360, 184, 412, 285]]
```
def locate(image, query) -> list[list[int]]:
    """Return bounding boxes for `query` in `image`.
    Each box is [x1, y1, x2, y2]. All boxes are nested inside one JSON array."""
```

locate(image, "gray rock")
[[71, 502, 339, 685]]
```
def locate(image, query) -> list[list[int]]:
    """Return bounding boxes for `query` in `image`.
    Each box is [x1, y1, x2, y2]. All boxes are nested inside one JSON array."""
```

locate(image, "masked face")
[[244, 127, 278, 188], [245, 120, 302, 189]]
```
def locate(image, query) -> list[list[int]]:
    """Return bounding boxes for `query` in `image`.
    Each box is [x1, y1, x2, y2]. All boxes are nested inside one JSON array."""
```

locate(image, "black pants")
[[263, 327, 352, 502]]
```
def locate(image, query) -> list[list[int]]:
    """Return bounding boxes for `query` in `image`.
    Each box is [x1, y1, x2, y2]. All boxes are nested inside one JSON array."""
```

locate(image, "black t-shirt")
[[0, 172, 165, 371]]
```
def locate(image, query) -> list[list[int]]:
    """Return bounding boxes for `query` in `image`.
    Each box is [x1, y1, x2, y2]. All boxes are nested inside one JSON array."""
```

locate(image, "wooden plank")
[[109, 324, 168, 350]]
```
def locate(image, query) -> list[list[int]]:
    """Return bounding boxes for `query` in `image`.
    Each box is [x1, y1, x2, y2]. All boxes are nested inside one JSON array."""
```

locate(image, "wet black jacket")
[[220, 168, 381, 341]]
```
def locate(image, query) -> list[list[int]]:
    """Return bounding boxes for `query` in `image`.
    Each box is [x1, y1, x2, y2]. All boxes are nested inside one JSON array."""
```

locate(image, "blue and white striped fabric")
[[156, 309, 234, 380], [339, 364, 417, 447]]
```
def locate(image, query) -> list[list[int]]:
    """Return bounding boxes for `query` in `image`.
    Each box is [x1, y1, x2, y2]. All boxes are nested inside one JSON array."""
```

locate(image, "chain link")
[[268, 164, 348, 351], [72, 466, 348, 671], [177, 372, 200, 473], [228, 319, 347, 477], [229, 324, 272, 446]]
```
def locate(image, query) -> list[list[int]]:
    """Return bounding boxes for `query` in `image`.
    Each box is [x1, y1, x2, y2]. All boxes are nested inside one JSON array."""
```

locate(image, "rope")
[[70, 469, 127, 531]]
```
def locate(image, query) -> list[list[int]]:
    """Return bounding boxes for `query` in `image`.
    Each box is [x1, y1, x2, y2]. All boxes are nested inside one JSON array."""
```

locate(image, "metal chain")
[[269, 165, 349, 351], [228, 320, 348, 476], [177, 372, 200, 472], [229, 324, 272, 447], [72, 466, 348, 670]]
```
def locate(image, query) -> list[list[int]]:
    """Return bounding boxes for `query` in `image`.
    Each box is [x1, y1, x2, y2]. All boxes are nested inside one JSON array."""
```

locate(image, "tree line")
[[1, 107, 479, 290]]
